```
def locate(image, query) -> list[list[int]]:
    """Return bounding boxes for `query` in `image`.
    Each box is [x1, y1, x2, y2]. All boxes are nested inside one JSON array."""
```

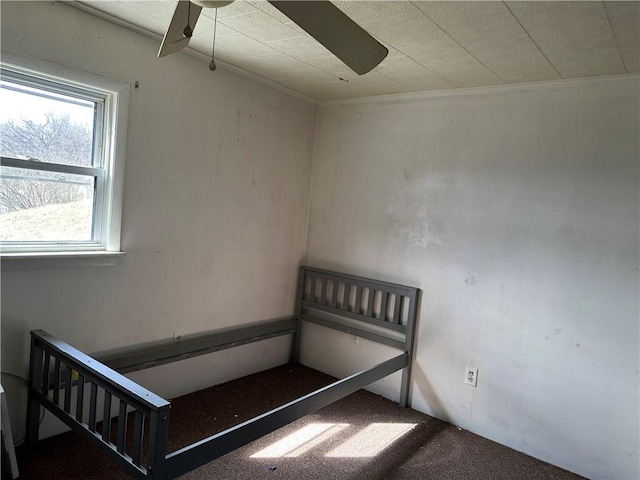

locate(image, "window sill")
[[1, 251, 125, 271]]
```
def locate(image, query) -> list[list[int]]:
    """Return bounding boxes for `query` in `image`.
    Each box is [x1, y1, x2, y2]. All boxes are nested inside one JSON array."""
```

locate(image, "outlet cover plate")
[[465, 366, 478, 387]]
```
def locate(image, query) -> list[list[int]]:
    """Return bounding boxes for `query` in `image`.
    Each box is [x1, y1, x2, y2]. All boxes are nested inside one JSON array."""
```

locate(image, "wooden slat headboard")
[[292, 266, 420, 407]]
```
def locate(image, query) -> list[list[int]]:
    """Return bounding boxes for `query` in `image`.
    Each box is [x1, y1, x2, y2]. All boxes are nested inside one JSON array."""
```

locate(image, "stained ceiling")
[[73, 1, 639, 101]]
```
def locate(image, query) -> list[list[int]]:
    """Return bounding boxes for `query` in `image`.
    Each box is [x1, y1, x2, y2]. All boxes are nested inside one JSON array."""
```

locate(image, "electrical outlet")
[[173, 330, 184, 343], [351, 335, 359, 344], [465, 366, 478, 387]]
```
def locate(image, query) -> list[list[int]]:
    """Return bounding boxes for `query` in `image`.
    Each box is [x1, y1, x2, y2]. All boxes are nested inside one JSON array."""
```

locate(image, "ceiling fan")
[[158, 0, 388, 75]]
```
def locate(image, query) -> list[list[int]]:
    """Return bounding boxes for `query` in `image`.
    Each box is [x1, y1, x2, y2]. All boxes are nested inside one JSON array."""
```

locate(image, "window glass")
[[0, 80, 96, 167], [0, 166, 95, 242]]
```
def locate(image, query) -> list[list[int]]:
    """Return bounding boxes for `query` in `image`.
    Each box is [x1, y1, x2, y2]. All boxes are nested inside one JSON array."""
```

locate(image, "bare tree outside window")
[[0, 114, 94, 214]]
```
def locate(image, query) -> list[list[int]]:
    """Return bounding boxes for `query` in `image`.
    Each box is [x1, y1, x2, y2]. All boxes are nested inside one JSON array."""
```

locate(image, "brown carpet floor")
[[16, 364, 585, 480]]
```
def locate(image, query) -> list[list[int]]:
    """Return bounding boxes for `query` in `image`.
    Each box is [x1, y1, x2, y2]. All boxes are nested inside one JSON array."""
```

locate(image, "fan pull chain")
[[209, 8, 218, 71], [184, 1, 193, 38]]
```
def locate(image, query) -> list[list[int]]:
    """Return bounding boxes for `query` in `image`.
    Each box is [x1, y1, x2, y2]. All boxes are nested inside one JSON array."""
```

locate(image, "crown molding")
[[318, 73, 640, 107]]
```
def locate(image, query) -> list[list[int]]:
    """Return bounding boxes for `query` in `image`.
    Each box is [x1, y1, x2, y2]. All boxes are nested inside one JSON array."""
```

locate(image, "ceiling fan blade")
[[158, 0, 203, 58], [268, 1, 388, 75]]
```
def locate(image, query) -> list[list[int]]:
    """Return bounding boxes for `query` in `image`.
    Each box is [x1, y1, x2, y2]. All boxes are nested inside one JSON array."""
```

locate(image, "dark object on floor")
[[17, 365, 585, 480]]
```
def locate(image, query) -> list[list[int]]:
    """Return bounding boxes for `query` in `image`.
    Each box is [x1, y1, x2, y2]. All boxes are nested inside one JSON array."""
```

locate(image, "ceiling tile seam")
[[215, 19, 300, 47], [260, 50, 335, 76], [202, 7, 256, 21], [347, 61, 413, 85], [408, 1, 506, 84], [247, 2, 293, 26], [285, 52, 410, 88], [218, 14, 303, 43], [375, 71, 415, 88], [372, 69, 436, 90], [258, 42, 417, 86], [209, 20, 242, 38], [361, 32, 457, 89], [501, 1, 563, 80], [199, 11, 262, 45], [262, 36, 321, 55], [602, 1, 629, 73], [353, 2, 426, 26], [257, 50, 360, 85], [222, 32, 287, 57], [389, 45, 459, 89]]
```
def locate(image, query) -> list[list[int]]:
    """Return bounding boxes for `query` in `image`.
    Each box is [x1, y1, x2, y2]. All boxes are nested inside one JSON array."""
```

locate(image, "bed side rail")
[[26, 330, 171, 479], [292, 266, 420, 408], [164, 352, 408, 479], [99, 318, 297, 374]]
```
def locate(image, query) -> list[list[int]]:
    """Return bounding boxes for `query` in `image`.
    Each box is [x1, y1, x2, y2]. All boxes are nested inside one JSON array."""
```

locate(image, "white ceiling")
[[75, 1, 639, 101]]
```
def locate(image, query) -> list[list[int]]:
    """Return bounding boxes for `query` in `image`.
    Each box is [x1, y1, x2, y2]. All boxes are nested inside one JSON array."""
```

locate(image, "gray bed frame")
[[25, 266, 420, 479]]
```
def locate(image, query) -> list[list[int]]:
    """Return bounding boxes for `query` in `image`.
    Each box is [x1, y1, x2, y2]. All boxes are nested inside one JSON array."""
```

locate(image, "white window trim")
[[0, 51, 128, 267]]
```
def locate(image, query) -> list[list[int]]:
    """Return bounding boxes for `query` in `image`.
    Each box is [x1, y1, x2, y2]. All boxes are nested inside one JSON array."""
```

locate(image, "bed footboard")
[[26, 330, 171, 479]]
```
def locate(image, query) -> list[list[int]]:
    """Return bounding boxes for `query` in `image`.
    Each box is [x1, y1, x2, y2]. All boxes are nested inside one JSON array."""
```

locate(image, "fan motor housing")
[[192, 0, 234, 8]]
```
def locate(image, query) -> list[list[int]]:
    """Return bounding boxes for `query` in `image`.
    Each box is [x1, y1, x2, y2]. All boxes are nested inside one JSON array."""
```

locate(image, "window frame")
[[0, 52, 128, 262]]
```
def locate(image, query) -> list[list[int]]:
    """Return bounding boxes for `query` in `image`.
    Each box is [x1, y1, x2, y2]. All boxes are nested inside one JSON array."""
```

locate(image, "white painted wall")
[[2, 3, 639, 479], [0, 1, 315, 438], [305, 78, 639, 479]]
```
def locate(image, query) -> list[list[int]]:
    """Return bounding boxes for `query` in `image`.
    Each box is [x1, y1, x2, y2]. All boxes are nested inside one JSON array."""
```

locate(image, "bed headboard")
[[292, 266, 420, 407]]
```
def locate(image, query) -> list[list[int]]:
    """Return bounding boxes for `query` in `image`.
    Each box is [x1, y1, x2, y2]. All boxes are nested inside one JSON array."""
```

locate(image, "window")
[[0, 57, 128, 261]]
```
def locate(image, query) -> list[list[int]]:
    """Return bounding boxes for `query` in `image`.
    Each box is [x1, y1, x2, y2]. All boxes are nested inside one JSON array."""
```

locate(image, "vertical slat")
[[319, 277, 327, 304], [117, 400, 127, 454], [63, 366, 72, 413], [132, 410, 145, 467], [88, 383, 98, 432], [380, 292, 389, 321], [75, 374, 85, 422], [52, 359, 61, 405], [304, 275, 311, 300], [42, 353, 51, 395], [365, 287, 374, 316], [25, 337, 44, 449], [310, 275, 317, 302], [354, 286, 362, 314], [393, 294, 402, 324], [102, 391, 112, 443], [330, 280, 338, 307], [342, 283, 350, 310]]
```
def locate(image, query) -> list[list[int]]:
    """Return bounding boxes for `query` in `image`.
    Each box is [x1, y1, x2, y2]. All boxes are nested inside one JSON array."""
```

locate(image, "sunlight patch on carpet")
[[325, 423, 417, 458], [250, 423, 348, 458]]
